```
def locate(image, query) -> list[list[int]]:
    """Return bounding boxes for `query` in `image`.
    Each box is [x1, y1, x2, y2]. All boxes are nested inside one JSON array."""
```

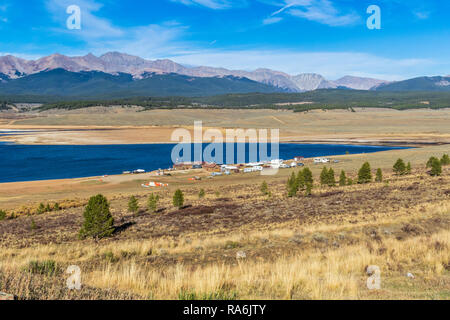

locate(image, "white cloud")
[[263, 0, 361, 27], [45, 0, 188, 57], [170, 0, 247, 10], [263, 16, 283, 25]]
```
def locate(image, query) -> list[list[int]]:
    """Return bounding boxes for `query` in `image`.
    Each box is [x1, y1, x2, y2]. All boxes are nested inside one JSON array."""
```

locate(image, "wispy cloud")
[[170, 0, 247, 10], [263, 0, 361, 27], [45, 0, 188, 57]]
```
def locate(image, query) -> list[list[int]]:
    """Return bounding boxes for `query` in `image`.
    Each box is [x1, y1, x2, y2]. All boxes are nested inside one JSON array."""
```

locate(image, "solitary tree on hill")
[[79, 194, 114, 240]]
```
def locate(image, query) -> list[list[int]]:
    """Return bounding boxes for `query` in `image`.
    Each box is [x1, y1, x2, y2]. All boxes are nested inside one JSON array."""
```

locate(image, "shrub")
[[441, 154, 450, 166], [427, 157, 439, 168], [173, 189, 185, 208], [406, 162, 412, 175], [393, 158, 406, 175], [27, 260, 58, 276], [30, 219, 37, 231], [430, 158, 442, 177], [128, 196, 139, 215], [198, 189, 206, 199], [37, 203, 46, 214], [79, 194, 115, 240], [358, 162, 372, 184], [147, 194, 160, 213], [260, 181, 269, 195], [53, 203, 61, 211], [0, 210, 6, 221], [375, 168, 383, 182], [347, 178, 354, 186], [339, 170, 347, 186]]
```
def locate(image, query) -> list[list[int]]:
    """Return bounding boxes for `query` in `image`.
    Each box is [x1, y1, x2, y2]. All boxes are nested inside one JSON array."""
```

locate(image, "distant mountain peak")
[[0, 52, 388, 92]]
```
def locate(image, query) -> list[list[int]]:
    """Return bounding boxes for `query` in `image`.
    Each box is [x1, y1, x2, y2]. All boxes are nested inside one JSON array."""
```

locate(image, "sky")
[[0, 0, 449, 80]]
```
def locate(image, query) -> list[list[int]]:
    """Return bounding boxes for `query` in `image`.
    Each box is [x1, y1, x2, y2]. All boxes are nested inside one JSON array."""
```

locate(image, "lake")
[[0, 142, 408, 183]]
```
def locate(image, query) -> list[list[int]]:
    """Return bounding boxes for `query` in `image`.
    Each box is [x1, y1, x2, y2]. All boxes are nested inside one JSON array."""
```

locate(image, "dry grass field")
[[0, 144, 449, 300], [2, 107, 450, 145], [0, 107, 449, 300]]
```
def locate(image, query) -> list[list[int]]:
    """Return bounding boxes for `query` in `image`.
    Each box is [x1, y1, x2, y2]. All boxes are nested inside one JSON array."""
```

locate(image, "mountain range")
[[0, 52, 449, 97], [0, 52, 388, 92]]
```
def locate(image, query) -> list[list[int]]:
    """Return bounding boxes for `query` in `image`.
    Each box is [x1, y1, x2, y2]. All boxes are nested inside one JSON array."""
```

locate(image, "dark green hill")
[[375, 76, 450, 92], [0, 69, 283, 98]]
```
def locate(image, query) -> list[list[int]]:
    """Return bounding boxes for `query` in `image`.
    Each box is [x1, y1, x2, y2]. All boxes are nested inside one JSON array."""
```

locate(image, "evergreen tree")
[[441, 154, 450, 166], [358, 162, 372, 184], [297, 170, 305, 189], [375, 168, 383, 182], [173, 189, 185, 208], [53, 203, 61, 211], [45, 203, 52, 212], [302, 168, 313, 186], [327, 168, 336, 187], [320, 167, 329, 186], [79, 194, 114, 240], [147, 194, 160, 213], [347, 178, 354, 186], [128, 196, 139, 215], [0, 210, 6, 221], [430, 158, 442, 177], [339, 170, 347, 186], [287, 172, 299, 197], [393, 158, 406, 175], [198, 189, 206, 199]]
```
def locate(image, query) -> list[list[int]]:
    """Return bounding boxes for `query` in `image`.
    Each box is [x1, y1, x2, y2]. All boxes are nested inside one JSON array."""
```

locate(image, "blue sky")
[[0, 0, 449, 80]]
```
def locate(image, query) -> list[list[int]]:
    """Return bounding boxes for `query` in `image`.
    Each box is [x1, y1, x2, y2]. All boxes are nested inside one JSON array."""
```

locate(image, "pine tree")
[[347, 178, 354, 186], [147, 194, 160, 213], [53, 203, 61, 211], [173, 189, 185, 208], [375, 168, 383, 182], [31, 219, 37, 231], [441, 154, 450, 166], [287, 172, 298, 197], [302, 168, 313, 186], [327, 168, 336, 187], [320, 167, 329, 186], [406, 162, 412, 175], [297, 170, 305, 189], [128, 196, 139, 215], [339, 170, 347, 186], [79, 194, 114, 240], [198, 189, 206, 199], [430, 158, 442, 177], [0, 210, 7, 221], [45, 203, 52, 212], [393, 158, 406, 175], [358, 162, 372, 184]]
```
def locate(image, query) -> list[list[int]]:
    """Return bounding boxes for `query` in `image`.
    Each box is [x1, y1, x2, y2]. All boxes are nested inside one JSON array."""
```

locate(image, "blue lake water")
[[0, 143, 408, 183]]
